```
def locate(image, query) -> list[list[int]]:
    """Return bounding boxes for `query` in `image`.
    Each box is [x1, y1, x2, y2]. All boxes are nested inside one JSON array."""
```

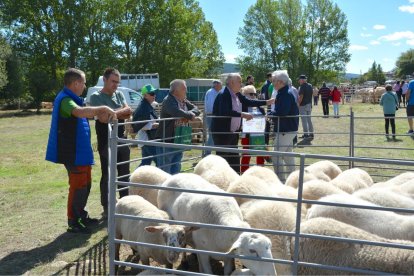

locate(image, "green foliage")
[[365, 61, 386, 85], [2, 51, 25, 103], [395, 48, 414, 78], [0, 37, 12, 91], [27, 70, 56, 112], [237, 0, 350, 86]]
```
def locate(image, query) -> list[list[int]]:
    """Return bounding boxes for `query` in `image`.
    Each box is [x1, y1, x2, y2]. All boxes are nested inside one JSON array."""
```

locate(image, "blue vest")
[[45, 87, 94, 166]]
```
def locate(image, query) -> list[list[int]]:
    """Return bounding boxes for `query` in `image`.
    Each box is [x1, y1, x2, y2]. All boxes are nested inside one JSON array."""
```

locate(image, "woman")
[[240, 85, 268, 173], [401, 80, 408, 107], [393, 81, 402, 107], [380, 84, 399, 141], [331, 86, 342, 118]]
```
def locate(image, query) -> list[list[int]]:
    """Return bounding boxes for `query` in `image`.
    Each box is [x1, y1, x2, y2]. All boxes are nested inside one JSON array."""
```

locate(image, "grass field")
[[1, 100, 414, 275]]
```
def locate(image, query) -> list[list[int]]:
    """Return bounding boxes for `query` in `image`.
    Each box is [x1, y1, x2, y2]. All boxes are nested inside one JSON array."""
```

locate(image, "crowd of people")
[[45, 67, 414, 234]]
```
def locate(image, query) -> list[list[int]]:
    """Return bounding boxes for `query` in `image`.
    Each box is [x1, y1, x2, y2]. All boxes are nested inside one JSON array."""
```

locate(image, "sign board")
[[242, 116, 266, 134]]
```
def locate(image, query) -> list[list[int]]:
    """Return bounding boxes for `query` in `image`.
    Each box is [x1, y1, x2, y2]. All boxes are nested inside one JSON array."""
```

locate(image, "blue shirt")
[[380, 91, 398, 114], [408, 80, 414, 106], [204, 88, 220, 114]]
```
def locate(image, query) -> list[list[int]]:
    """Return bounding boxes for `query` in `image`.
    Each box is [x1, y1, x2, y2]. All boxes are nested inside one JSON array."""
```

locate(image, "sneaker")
[[67, 219, 91, 234], [406, 130, 414, 135], [82, 215, 99, 225]]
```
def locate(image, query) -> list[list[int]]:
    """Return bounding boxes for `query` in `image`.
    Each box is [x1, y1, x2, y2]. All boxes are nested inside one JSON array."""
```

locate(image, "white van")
[[85, 86, 143, 110]]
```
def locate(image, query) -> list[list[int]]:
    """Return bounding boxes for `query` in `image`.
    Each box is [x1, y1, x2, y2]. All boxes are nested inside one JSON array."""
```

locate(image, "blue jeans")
[[156, 146, 183, 174], [139, 145, 157, 167], [204, 117, 214, 157]]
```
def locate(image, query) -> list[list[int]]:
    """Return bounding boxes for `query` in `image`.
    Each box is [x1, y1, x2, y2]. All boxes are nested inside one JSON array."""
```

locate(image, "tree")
[[396, 49, 414, 78], [237, 0, 350, 86], [365, 61, 385, 85], [0, 36, 12, 92], [3, 51, 25, 104], [27, 69, 55, 113]]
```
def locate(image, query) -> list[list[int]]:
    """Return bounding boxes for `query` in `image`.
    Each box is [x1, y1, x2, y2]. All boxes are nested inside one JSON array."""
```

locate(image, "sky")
[[197, 0, 414, 74]]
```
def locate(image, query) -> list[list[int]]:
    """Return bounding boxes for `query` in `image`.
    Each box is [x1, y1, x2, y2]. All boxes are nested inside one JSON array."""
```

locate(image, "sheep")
[[227, 175, 278, 205], [242, 166, 283, 186], [129, 165, 171, 207], [353, 187, 414, 214], [302, 179, 348, 201], [383, 172, 414, 186], [158, 173, 276, 275], [240, 199, 298, 275], [285, 169, 330, 189], [305, 160, 342, 180], [306, 194, 414, 241], [194, 154, 240, 191], [291, 217, 414, 275], [115, 195, 196, 270], [329, 168, 373, 193]]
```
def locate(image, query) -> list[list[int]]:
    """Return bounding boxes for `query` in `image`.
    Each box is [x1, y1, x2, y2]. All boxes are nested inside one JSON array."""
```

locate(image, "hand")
[[97, 106, 117, 123], [152, 122, 159, 129], [266, 98, 275, 105], [242, 112, 253, 121]]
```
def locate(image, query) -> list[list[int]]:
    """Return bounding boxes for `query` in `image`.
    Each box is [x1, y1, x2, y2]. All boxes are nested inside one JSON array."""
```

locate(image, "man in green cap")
[[132, 84, 159, 166]]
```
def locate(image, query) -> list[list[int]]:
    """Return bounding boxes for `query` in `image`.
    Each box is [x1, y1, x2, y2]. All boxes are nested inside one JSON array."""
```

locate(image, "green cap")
[[141, 84, 158, 96]]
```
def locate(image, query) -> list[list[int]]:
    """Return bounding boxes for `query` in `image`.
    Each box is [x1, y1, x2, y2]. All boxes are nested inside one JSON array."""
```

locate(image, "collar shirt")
[[229, 88, 242, 132], [204, 88, 220, 114]]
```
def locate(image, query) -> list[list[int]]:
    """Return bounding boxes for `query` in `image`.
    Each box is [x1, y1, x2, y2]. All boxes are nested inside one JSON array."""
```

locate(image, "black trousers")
[[213, 133, 240, 174], [321, 99, 329, 115], [384, 114, 396, 136]]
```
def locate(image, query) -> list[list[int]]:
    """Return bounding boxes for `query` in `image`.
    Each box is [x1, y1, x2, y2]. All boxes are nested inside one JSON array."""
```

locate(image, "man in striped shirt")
[[318, 82, 331, 117]]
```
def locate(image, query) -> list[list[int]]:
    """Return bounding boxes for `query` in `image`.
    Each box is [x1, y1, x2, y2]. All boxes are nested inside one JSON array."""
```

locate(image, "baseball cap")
[[212, 80, 221, 85], [299, 75, 307, 80], [141, 84, 158, 96]]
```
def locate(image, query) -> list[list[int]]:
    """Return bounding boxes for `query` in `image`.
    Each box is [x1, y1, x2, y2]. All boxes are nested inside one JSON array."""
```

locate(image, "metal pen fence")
[[107, 117, 414, 275]]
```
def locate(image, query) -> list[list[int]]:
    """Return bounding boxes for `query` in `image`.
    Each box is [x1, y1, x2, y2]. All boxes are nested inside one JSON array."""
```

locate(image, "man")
[[246, 75, 255, 86], [203, 80, 222, 156], [155, 79, 200, 174], [260, 73, 272, 100], [298, 75, 314, 139], [132, 84, 159, 166], [405, 79, 414, 134], [46, 68, 116, 233], [90, 68, 132, 217], [268, 70, 299, 180], [211, 73, 274, 173], [319, 82, 331, 117]]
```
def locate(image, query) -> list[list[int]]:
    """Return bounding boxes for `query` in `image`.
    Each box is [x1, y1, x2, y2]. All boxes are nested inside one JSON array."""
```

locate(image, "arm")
[[163, 98, 196, 120], [407, 89, 411, 102], [185, 100, 201, 117], [72, 105, 116, 123], [115, 105, 132, 120]]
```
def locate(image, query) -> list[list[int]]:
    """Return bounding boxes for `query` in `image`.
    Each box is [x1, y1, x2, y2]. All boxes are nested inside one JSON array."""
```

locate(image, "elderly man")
[[90, 68, 133, 217], [155, 79, 200, 174], [268, 70, 299, 180], [203, 80, 222, 156], [298, 75, 314, 139], [211, 73, 274, 173]]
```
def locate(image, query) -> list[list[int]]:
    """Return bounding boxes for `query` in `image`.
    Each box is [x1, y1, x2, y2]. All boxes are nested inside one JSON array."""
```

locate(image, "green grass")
[[0, 101, 414, 275]]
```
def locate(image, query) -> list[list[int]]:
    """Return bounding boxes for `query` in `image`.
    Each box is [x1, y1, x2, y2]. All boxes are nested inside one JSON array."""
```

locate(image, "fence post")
[[292, 154, 305, 275], [108, 120, 119, 276], [349, 108, 355, 169]]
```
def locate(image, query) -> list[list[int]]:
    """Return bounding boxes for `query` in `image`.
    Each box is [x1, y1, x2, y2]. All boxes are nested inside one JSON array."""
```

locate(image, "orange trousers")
[[65, 165, 91, 221], [240, 137, 265, 174]]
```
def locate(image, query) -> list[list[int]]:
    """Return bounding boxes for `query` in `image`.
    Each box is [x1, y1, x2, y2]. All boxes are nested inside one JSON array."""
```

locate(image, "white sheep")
[[383, 172, 414, 186], [306, 194, 414, 241], [302, 179, 348, 201], [227, 175, 279, 205], [329, 168, 373, 193], [353, 187, 414, 214], [305, 160, 342, 180], [292, 217, 414, 275], [115, 195, 196, 270], [285, 169, 330, 189], [158, 173, 276, 275], [193, 154, 240, 191], [242, 166, 283, 186], [129, 165, 171, 207], [241, 199, 297, 275]]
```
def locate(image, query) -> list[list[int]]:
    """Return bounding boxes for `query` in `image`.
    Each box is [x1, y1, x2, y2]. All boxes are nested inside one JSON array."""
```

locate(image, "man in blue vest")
[[46, 68, 116, 234]]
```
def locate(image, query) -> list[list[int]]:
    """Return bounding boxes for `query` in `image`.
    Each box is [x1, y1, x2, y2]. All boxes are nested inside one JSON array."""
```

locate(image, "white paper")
[[242, 116, 266, 133]]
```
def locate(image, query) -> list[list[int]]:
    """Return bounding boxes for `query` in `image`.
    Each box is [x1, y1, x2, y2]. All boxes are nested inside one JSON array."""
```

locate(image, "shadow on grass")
[[0, 223, 106, 275], [0, 109, 52, 118]]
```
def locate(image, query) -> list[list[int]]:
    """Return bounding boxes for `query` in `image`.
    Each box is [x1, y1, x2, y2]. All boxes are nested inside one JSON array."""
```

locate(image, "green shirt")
[[89, 90, 126, 109], [60, 98, 78, 118]]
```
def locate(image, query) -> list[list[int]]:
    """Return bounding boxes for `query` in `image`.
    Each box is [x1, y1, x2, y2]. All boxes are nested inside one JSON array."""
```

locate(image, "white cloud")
[[399, 0, 414, 13], [360, 33, 373, 38], [373, 25, 386, 30], [379, 31, 414, 41], [350, 45, 369, 51], [225, 54, 237, 63], [370, 40, 380, 45], [393, 42, 402, 46], [408, 39, 414, 46]]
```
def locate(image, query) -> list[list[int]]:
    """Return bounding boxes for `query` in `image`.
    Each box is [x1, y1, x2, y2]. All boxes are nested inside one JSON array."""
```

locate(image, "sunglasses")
[[147, 92, 155, 96], [249, 93, 256, 96]]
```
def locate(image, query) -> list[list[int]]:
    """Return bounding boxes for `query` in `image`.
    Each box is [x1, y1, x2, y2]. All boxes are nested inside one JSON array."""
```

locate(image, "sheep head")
[[226, 232, 277, 276], [145, 225, 199, 264]]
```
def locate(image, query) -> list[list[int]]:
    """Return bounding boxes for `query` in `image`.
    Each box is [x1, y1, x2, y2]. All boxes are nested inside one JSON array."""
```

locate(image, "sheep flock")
[[116, 155, 414, 275]]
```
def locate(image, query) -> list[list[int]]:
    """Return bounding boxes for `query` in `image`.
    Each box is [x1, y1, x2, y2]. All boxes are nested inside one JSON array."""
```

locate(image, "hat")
[[212, 80, 221, 85], [299, 75, 307, 80], [141, 84, 158, 96]]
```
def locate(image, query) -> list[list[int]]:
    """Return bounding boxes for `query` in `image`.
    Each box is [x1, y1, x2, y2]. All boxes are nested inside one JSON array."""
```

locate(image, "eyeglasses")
[[249, 93, 256, 96], [147, 92, 155, 96]]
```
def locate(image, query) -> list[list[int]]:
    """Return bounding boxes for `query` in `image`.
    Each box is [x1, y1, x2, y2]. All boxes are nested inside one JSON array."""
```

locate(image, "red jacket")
[[331, 88, 342, 102]]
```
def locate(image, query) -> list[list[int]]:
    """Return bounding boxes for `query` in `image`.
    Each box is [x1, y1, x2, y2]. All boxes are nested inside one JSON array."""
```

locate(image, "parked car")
[[85, 86, 143, 110]]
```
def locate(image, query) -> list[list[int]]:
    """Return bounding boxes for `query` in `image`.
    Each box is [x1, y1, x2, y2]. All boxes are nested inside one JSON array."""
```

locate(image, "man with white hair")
[[268, 70, 299, 180], [155, 79, 200, 174], [211, 73, 274, 173]]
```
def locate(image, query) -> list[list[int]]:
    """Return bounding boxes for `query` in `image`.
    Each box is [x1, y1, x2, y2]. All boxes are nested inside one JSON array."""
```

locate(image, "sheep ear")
[[145, 226, 165, 233], [184, 226, 200, 233], [225, 239, 241, 255]]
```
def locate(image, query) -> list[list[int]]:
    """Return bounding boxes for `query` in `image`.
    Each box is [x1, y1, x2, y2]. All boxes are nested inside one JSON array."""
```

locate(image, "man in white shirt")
[[203, 80, 222, 156]]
